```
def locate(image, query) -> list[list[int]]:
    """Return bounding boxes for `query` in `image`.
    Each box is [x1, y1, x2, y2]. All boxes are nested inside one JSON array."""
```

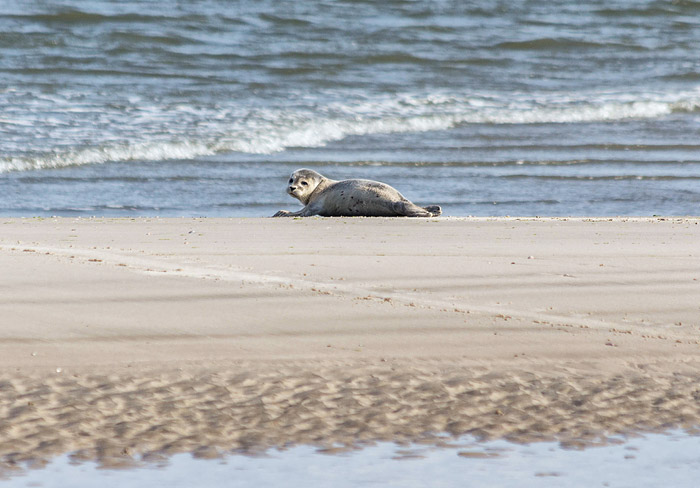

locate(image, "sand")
[[1, 216, 700, 471]]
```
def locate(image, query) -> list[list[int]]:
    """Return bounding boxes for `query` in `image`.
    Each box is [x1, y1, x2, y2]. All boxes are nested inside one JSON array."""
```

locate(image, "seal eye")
[[289, 178, 293, 183], [301, 181, 308, 186]]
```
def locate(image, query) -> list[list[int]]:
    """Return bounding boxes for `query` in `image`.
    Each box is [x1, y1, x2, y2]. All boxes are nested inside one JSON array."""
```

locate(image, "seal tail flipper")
[[392, 201, 433, 217], [423, 205, 442, 216]]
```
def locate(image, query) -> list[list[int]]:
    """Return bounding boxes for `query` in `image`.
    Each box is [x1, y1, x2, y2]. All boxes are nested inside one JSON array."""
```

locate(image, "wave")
[[501, 175, 700, 181], [594, 6, 695, 18], [6, 9, 184, 25], [3, 89, 700, 173], [258, 13, 313, 27], [0, 140, 215, 173], [493, 37, 645, 51]]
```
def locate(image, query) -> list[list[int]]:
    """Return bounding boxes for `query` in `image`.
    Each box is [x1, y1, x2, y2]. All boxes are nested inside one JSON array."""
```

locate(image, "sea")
[[2, 0, 700, 217]]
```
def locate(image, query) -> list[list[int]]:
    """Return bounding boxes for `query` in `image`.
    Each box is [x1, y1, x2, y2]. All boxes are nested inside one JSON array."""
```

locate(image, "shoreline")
[[1, 216, 699, 470]]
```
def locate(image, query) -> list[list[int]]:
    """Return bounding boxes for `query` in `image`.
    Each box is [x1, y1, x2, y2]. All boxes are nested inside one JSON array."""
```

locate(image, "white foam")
[[3, 87, 700, 173], [0, 140, 215, 173]]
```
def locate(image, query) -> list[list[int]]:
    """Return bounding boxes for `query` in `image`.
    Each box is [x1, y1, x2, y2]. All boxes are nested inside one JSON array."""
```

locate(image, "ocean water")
[[1, 0, 700, 217], [5, 431, 700, 488]]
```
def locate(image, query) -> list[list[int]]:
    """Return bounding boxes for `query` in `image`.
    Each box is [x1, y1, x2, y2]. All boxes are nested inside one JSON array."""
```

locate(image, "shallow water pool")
[[4, 431, 700, 488]]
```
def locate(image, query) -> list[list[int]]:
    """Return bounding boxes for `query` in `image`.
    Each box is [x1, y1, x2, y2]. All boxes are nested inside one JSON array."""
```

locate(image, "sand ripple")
[[2, 360, 700, 472]]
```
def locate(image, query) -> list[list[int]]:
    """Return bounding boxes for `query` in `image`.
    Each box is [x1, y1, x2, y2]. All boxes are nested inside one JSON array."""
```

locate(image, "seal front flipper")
[[272, 209, 305, 217], [272, 204, 320, 217]]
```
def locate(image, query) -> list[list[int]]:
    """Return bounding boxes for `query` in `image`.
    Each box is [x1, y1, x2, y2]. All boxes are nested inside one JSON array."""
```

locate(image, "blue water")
[[2, 0, 700, 217]]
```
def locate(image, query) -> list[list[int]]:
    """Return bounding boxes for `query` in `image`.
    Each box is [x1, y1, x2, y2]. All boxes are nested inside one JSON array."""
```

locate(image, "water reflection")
[[5, 430, 700, 488]]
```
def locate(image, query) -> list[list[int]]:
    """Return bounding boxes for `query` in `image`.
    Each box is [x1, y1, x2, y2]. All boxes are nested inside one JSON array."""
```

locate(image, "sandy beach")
[[1, 216, 700, 471]]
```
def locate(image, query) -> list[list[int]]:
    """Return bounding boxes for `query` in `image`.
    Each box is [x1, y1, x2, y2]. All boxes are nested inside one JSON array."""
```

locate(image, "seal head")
[[286, 169, 325, 205]]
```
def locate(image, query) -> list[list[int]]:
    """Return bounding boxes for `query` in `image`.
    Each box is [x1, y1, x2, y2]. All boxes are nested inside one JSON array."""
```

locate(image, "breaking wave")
[[3, 89, 700, 173]]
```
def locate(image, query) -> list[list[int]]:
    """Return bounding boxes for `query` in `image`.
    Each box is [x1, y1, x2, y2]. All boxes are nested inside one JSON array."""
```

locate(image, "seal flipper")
[[423, 205, 442, 216], [392, 200, 433, 217]]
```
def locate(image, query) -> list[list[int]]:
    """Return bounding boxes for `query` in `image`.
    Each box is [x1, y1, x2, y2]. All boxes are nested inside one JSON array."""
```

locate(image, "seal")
[[272, 169, 442, 217]]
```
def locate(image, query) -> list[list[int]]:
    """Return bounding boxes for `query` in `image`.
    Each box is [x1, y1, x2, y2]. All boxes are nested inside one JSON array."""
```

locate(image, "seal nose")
[[289, 185, 297, 191]]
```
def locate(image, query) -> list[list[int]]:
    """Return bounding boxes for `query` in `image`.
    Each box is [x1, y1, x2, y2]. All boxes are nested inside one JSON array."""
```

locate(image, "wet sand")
[[1, 217, 699, 471]]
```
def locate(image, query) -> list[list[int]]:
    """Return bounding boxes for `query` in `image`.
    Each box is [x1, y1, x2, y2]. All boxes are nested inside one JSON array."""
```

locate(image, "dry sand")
[[1, 216, 699, 471]]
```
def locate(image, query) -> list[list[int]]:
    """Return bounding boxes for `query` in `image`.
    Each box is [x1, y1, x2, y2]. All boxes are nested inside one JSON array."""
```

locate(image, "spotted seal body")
[[272, 169, 442, 217]]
